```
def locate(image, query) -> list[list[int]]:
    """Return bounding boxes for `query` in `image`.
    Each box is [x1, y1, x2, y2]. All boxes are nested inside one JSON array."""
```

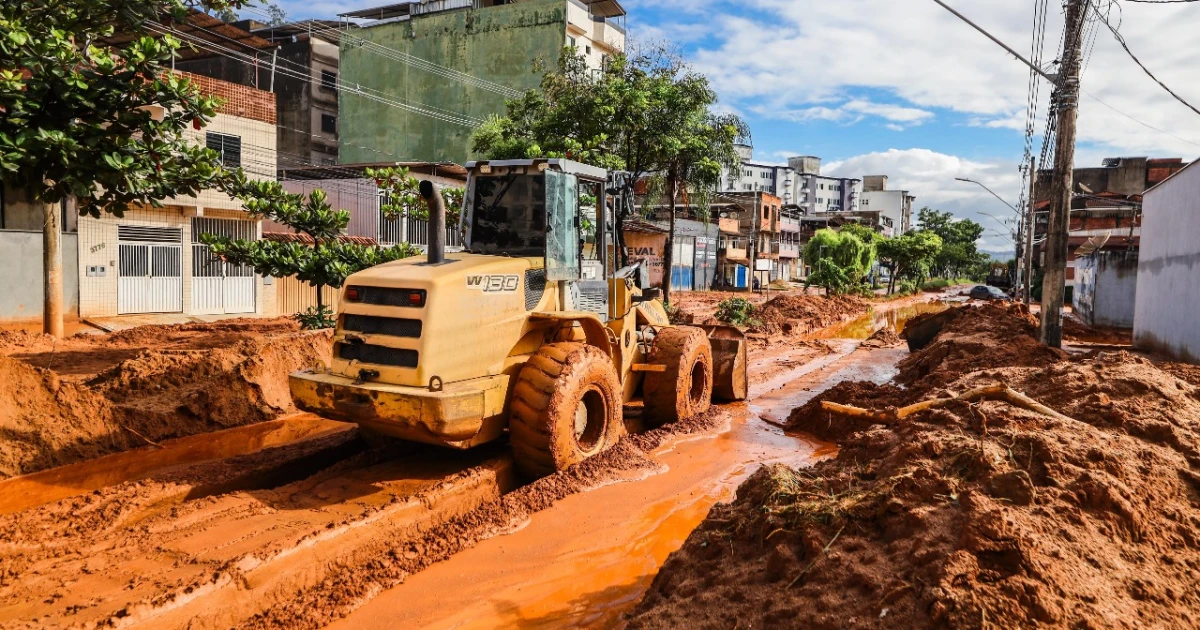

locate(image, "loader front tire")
[[509, 343, 624, 480], [643, 327, 713, 427]]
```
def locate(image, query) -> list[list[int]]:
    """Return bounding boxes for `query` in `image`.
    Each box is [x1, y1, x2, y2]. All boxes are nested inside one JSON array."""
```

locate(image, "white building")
[[721, 148, 860, 213], [1133, 160, 1200, 362], [859, 175, 916, 235]]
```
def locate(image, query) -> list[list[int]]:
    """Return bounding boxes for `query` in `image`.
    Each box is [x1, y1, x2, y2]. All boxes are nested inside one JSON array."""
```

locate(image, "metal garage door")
[[191, 218, 257, 315], [118, 226, 183, 314]]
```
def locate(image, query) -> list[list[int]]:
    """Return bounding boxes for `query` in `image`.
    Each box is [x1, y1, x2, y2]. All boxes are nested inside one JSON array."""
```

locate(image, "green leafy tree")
[[802, 228, 873, 295], [877, 230, 943, 294], [471, 44, 747, 281], [1, 0, 246, 336], [203, 175, 420, 321], [365, 166, 466, 225], [916, 207, 988, 279]]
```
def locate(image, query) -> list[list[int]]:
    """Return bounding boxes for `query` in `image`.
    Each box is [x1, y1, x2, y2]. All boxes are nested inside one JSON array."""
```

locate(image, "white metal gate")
[[191, 218, 257, 315], [118, 226, 183, 314]]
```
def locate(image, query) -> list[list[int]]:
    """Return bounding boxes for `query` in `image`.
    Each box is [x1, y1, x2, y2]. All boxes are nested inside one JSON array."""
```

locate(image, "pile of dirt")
[[0, 324, 331, 479], [750, 294, 869, 336], [860, 325, 902, 348], [672, 291, 777, 326], [896, 301, 1067, 387], [629, 343, 1200, 628]]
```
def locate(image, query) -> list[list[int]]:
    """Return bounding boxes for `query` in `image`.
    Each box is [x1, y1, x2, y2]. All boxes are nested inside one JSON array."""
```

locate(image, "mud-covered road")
[[0, 292, 952, 629]]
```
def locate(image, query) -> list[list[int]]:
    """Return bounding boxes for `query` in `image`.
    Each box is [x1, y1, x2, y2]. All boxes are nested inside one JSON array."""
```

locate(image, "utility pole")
[[1024, 157, 1036, 306], [1039, 0, 1087, 348]]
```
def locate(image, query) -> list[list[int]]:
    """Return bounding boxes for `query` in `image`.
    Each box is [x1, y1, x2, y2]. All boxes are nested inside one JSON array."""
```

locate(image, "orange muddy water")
[[333, 346, 923, 629], [0, 414, 348, 515], [333, 295, 950, 629]]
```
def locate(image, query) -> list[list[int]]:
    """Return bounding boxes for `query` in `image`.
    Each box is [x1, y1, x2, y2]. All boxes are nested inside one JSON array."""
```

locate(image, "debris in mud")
[[860, 325, 902, 348], [629, 308, 1200, 630], [0, 319, 331, 478]]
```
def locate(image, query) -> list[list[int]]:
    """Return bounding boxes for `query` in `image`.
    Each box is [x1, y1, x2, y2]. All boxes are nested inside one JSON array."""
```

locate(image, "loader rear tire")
[[643, 327, 713, 427], [509, 343, 624, 480]]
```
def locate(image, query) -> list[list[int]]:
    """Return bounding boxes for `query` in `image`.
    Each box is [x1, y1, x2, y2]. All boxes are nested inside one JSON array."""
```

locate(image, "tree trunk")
[[43, 202, 63, 338], [316, 283, 324, 311], [661, 175, 677, 304]]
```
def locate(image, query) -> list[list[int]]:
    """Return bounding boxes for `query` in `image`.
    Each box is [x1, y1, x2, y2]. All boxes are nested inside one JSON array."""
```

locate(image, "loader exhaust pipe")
[[419, 180, 446, 265]]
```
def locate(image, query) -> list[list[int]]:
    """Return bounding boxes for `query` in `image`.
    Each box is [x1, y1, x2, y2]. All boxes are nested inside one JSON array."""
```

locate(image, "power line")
[[235, 6, 524, 98], [153, 22, 488, 128], [1091, 0, 1200, 117]]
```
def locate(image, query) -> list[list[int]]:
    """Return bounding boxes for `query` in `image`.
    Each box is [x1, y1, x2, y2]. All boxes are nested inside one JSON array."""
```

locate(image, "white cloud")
[[825, 148, 1023, 253], [652, 0, 1200, 156]]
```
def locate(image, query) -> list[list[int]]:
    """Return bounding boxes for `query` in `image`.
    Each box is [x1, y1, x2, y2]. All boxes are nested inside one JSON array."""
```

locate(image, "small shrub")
[[295, 305, 336, 330], [716, 297, 756, 327]]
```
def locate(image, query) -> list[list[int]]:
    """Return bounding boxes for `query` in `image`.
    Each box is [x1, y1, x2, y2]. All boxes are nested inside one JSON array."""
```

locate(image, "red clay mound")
[[750, 294, 869, 336], [629, 352, 1200, 629], [896, 302, 1066, 387], [0, 329, 331, 479], [861, 325, 902, 348]]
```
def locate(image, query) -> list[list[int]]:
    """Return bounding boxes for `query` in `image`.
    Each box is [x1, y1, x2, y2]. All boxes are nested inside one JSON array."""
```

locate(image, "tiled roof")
[[263, 232, 379, 246]]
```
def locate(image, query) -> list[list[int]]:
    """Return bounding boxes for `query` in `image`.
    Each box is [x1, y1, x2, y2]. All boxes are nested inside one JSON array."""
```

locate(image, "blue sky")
[[264, 0, 1200, 254]]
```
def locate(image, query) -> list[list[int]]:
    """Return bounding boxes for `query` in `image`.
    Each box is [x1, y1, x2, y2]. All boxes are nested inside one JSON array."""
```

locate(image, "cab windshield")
[[468, 174, 546, 256]]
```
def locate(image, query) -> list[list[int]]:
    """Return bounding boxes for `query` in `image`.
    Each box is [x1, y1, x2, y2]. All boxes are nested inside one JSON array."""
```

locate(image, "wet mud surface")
[[0, 293, 951, 629], [0, 318, 330, 479], [630, 300, 1200, 630]]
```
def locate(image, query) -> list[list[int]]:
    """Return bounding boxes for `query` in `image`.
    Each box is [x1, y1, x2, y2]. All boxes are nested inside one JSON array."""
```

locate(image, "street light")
[[955, 177, 1019, 215], [956, 177, 1024, 296]]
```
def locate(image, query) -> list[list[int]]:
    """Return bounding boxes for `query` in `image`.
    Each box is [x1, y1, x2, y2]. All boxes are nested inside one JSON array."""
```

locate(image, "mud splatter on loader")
[[290, 159, 749, 477]]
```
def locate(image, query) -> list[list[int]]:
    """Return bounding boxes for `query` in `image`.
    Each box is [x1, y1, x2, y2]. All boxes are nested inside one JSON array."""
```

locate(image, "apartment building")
[[858, 175, 915, 235], [176, 18, 347, 170], [0, 73, 277, 321], [338, 0, 627, 164], [721, 147, 861, 216]]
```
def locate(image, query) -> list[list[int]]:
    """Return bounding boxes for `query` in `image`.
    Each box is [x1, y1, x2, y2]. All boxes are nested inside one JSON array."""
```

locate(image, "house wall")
[[339, 0, 568, 164], [0, 231, 79, 320], [1074, 251, 1137, 328], [279, 178, 381, 239], [77, 206, 269, 318], [1134, 163, 1200, 362]]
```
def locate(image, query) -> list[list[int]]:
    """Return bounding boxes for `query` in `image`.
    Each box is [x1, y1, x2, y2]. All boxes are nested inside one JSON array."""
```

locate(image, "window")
[[585, 45, 592, 55], [763, 207, 769, 219], [321, 113, 338, 135], [568, 36, 577, 48], [205, 132, 241, 168], [320, 70, 338, 93]]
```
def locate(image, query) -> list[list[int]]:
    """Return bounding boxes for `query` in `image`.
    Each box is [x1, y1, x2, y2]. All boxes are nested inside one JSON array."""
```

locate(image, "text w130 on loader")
[[290, 159, 748, 478]]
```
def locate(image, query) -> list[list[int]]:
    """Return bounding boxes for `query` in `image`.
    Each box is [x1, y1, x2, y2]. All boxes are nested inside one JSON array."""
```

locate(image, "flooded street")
[[334, 296, 945, 629]]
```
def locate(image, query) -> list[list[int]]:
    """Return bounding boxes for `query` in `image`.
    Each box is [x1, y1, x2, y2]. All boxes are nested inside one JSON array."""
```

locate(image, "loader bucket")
[[698, 325, 749, 402]]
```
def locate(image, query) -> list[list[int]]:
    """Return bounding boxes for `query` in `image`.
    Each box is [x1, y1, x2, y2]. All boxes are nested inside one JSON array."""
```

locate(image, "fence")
[[274, 276, 341, 316]]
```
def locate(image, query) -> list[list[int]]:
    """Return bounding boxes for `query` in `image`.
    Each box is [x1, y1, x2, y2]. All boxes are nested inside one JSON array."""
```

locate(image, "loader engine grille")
[[342, 314, 423, 338], [338, 342, 419, 368], [525, 269, 546, 311], [351, 286, 427, 308]]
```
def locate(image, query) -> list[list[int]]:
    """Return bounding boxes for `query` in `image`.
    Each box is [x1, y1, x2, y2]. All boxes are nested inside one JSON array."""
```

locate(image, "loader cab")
[[463, 159, 618, 319]]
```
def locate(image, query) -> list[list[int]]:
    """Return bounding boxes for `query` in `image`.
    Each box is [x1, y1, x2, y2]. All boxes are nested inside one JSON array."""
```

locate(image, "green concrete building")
[[338, 0, 626, 165]]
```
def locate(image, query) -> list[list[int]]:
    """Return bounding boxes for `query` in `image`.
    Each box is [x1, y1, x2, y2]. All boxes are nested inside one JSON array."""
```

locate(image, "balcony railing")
[[775, 242, 800, 258]]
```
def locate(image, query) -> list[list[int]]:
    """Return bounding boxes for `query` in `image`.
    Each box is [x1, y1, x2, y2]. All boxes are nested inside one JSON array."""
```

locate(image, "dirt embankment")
[[896, 301, 1068, 387], [0, 319, 331, 479], [629, 305, 1200, 629]]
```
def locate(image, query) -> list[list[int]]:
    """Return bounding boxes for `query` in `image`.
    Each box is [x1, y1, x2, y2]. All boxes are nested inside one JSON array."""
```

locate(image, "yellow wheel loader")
[[289, 159, 748, 478]]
